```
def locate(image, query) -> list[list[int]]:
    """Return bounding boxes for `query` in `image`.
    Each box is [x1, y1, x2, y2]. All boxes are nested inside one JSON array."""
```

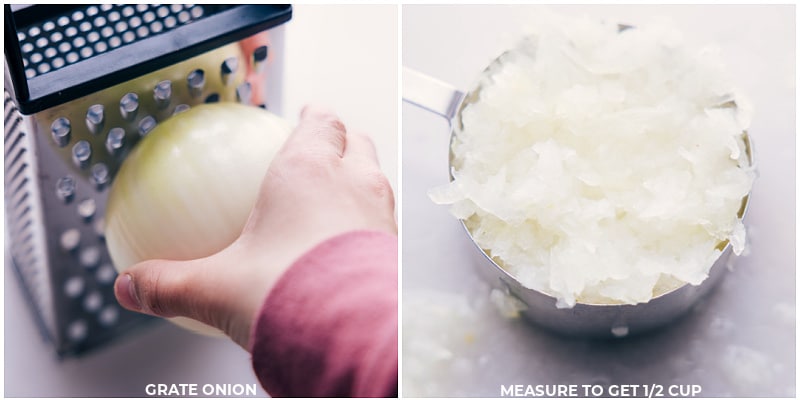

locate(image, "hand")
[[114, 106, 397, 350]]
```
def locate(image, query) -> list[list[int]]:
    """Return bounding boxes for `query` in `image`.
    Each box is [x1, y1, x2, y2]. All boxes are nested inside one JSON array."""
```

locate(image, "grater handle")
[[402, 66, 464, 121], [4, 5, 29, 102]]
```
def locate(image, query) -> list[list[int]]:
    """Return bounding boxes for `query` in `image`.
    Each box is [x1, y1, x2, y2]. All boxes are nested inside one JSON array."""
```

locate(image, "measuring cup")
[[403, 40, 753, 338]]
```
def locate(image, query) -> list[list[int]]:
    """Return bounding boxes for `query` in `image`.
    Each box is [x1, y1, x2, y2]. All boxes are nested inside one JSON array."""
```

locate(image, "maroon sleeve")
[[250, 230, 398, 398]]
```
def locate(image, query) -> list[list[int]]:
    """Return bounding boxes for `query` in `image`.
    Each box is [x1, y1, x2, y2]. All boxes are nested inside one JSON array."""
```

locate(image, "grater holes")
[[106, 128, 126, 156], [56, 176, 76, 203], [96, 264, 116, 285], [99, 306, 119, 326], [86, 104, 105, 134], [84, 291, 103, 313], [18, 4, 213, 78], [121, 32, 135, 44], [90, 163, 110, 190], [5, 126, 25, 157], [120, 93, 139, 120], [138, 116, 157, 137], [72, 140, 92, 168], [93, 16, 107, 28], [50, 31, 63, 43], [190, 6, 204, 19], [79, 246, 101, 268], [150, 21, 164, 34], [164, 16, 177, 29], [178, 11, 191, 24], [173, 104, 190, 115], [94, 42, 108, 54], [51, 117, 71, 147], [114, 21, 128, 33], [52, 58, 65, 69], [136, 25, 150, 39], [60, 228, 81, 252], [143, 11, 156, 24], [35, 37, 48, 48], [12, 191, 30, 211], [187, 69, 205, 97], [67, 320, 88, 342], [77, 198, 97, 221], [64, 276, 85, 298], [157, 6, 169, 18]]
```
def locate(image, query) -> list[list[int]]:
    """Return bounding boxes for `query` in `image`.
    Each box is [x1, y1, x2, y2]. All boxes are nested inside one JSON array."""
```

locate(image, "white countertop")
[[4, 5, 398, 397], [401, 5, 795, 397]]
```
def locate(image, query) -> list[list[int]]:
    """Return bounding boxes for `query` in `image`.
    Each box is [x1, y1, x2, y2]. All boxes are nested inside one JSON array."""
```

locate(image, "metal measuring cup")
[[403, 37, 753, 339]]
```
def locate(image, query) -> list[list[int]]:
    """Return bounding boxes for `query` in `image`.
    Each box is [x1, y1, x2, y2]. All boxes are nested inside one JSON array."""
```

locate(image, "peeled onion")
[[106, 102, 292, 334]]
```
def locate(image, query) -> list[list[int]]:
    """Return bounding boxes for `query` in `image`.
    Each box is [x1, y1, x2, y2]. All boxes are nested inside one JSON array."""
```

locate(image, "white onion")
[[430, 17, 755, 307], [106, 103, 292, 334]]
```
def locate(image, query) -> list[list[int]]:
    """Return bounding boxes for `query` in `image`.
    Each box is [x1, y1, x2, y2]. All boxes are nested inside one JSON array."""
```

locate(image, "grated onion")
[[430, 17, 755, 307]]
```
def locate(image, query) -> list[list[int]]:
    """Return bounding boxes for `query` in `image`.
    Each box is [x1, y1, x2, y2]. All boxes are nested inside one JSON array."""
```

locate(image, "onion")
[[430, 17, 755, 307], [106, 103, 292, 334]]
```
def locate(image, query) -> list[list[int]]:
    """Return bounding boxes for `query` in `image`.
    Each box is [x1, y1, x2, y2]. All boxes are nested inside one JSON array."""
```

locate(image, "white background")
[[4, 5, 397, 397], [402, 4, 795, 397]]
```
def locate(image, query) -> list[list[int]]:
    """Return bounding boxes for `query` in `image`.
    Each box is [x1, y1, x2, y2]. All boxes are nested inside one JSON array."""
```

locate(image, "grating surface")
[[16, 4, 206, 79]]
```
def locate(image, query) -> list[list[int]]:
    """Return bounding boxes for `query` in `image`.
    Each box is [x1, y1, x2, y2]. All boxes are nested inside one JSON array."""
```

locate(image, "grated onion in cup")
[[429, 16, 755, 308]]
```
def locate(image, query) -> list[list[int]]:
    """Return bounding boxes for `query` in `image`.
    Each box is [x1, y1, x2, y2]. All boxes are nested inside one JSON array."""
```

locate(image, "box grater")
[[3, 4, 292, 357]]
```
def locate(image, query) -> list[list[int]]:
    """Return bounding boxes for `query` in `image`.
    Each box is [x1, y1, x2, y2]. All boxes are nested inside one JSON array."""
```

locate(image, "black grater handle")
[[5, 4, 292, 115], [4, 5, 29, 103]]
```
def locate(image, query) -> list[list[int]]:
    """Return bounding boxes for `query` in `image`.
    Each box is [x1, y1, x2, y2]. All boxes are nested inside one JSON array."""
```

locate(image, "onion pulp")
[[106, 102, 292, 335], [429, 17, 755, 308]]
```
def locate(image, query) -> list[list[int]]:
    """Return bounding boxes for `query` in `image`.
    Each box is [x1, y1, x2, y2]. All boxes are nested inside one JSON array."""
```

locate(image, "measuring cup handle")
[[402, 67, 465, 121]]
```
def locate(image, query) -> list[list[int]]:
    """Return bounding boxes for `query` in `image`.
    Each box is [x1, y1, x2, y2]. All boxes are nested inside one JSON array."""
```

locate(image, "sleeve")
[[250, 230, 398, 398]]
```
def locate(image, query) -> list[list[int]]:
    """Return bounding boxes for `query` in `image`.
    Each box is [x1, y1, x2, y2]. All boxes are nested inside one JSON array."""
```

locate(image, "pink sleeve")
[[250, 230, 398, 398]]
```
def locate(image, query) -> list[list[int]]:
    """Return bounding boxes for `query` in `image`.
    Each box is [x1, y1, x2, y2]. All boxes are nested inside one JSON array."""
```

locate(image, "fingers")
[[289, 106, 348, 157], [344, 132, 380, 166], [115, 258, 213, 321]]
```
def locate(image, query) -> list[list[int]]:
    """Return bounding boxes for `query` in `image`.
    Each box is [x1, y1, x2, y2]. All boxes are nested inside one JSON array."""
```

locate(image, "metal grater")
[[4, 4, 292, 357]]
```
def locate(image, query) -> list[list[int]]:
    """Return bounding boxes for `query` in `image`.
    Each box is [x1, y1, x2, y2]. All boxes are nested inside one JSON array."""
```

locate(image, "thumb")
[[114, 258, 208, 320]]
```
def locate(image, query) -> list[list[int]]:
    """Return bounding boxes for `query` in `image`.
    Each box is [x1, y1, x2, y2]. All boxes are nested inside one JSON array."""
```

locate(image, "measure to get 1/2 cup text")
[[500, 384, 702, 397]]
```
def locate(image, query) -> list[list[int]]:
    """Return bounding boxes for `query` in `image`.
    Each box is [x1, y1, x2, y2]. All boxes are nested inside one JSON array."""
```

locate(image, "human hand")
[[114, 106, 397, 349]]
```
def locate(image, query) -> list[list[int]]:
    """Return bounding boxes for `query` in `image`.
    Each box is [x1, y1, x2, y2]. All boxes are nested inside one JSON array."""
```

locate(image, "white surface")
[[3, 5, 398, 397], [402, 5, 795, 397]]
